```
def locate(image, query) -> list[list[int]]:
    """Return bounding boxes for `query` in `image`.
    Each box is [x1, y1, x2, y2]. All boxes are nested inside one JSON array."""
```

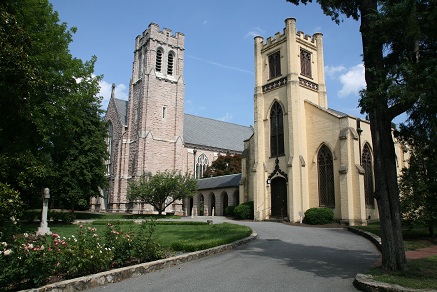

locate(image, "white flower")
[[1, 242, 7, 247], [28, 244, 34, 249], [4, 249, 12, 256], [24, 233, 29, 238]]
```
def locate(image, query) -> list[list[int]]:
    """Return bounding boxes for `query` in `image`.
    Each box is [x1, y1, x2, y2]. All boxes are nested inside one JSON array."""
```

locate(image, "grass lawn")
[[355, 223, 437, 290], [18, 220, 253, 253], [369, 256, 437, 290], [355, 223, 436, 251]]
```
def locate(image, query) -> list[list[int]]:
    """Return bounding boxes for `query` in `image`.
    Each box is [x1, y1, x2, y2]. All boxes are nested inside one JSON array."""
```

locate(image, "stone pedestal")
[[36, 188, 52, 236]]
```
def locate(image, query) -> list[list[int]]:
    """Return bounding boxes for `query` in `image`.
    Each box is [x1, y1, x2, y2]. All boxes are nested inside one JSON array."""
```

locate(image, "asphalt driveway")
[[89, 218, 380, 292]]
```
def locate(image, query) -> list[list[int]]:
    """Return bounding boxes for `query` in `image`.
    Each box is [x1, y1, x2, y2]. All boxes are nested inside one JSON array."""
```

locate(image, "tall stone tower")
[[251, 18, 327, 221], [115, 23, 185, 211], [129, 23, 185, 175]]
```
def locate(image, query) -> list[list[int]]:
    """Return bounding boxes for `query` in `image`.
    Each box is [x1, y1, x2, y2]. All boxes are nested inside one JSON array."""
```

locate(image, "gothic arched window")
[[362, 143, 374, 207], [270, 102, 285, 157], [318, 144, 335, 207], [156, 48, 163, 72], [167, 52, 174, 75], [268, 51, 281, 79], [196, 154, 209, 179], [106, 122, 113, 176], [300, 48, 312, 78]]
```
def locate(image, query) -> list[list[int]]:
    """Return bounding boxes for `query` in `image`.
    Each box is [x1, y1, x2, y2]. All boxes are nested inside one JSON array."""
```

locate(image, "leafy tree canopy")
[[128, 171, 197, 215], [0, 0, 108, 210], [203, 153, 242, 177]]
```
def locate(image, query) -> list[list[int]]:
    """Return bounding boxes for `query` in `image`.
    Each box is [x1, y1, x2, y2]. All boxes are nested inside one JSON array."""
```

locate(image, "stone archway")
[[189, 197, 194, 216], [270, 177, 287, 219], [210, 192, 216, 216], [199, 194, 205, 216], [222, 192, 228, 215]]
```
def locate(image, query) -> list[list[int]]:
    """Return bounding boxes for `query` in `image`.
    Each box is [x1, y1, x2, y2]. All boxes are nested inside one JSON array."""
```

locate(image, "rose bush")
[[0, 220, 164, 291]]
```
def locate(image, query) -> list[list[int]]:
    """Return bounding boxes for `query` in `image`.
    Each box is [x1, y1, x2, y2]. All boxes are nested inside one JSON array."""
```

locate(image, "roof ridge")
[[184, 113, 251, 128]]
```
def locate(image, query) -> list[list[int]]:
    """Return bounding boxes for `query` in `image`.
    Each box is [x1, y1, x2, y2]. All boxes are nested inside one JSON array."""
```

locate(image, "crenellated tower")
[[251, 18, 327, 221], [128, 23, 185, 175], [114, 23, 185, 211]]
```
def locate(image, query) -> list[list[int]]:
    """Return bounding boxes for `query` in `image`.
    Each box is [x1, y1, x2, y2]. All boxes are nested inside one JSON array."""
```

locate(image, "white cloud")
[[99, 80, 128, 110], [244, 27, 264, 38], [338, 64, 366, 98], [217, 113, 233, 122], [325, 65, 346, 79], [187, 55, 253, 75]]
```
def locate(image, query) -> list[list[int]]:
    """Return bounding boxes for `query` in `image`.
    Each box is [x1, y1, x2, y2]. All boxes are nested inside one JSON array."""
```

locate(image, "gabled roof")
[[197, 174, 241, 190], [114, 98, 128, 126], [184, 114, 253, 152], [111, 99, 253, 152], [304, 100, 349, 118]]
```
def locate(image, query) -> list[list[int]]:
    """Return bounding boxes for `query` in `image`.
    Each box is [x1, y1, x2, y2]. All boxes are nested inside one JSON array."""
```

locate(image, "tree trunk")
[[360, 0, 407, 271]]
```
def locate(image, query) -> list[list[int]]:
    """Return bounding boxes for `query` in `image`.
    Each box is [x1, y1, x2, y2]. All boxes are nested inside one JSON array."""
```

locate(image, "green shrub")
[[233, 201, 254, 220], [0, 183, 23, 241], [225, 205, 236, 217], [21, 210, 41, 222], [303, 207, 334, 225]]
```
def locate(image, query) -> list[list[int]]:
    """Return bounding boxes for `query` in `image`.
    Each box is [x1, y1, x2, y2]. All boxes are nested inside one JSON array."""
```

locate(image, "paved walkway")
[[406, 245, 437, 260], [87, 217, 380, 292]]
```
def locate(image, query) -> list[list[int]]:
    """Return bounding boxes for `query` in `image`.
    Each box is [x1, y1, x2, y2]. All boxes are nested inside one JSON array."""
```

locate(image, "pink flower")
[[52, 233, 59, 238]]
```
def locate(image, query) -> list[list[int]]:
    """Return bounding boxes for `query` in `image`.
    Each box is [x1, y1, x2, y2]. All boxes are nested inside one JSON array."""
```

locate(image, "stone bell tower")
[[110, 23, 186, 212], [126, 23, 185, 177], [250, 18, 327, 221]]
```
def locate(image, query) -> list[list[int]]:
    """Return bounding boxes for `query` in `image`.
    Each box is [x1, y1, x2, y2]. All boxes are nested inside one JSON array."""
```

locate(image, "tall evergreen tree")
[[287, 0, 436, 271]]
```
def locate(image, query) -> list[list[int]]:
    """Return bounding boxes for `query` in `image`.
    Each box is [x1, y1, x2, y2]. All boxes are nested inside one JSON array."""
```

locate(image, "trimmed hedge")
[[21, 209, 76, 224], [233, 201, 254, 220], [225, 205, 236, 217], [303, 207, 334, 225]]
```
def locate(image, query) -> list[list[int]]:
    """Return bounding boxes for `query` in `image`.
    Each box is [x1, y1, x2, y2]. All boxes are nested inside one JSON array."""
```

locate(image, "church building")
[[95, 19, 408, 225]]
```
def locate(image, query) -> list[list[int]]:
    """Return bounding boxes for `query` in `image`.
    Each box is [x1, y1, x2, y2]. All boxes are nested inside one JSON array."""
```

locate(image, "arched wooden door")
[[271, 177, 287, 218]]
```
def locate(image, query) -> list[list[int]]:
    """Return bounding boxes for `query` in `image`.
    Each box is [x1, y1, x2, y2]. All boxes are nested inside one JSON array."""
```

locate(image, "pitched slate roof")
[[112, 99, 253, 152], [184, 114, 253, 152], [197, 174, 241, 190], [305, 100, 348, 118], [114, 99, 128, 126]]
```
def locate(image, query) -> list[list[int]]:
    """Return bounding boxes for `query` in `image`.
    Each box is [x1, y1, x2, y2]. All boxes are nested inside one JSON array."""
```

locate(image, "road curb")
[[23, 232, 257, 292], [347, 227, 437, 292], [347, 226, 382, 252], [353, 273, 437, 292]]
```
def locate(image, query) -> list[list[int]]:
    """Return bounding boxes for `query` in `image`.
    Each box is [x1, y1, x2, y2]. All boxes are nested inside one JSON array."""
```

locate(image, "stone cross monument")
[[36, 188, 52, 236]]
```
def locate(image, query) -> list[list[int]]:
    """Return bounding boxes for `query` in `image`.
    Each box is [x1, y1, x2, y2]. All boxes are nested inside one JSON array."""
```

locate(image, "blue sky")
[[50, 0, 371, 127]]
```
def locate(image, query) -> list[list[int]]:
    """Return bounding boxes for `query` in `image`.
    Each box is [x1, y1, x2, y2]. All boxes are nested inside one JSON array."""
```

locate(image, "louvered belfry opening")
[[167, 52, 174, 75], [156, 49, 162, 72], [318, 144, 335, 207]]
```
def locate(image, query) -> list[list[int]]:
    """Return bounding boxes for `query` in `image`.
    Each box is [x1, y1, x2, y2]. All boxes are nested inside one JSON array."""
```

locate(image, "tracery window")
[[167, 52, 174, 75], [268, 51, 281, 79], [318, 144, 335, 207], [300, 48, 312, 78], [156, 48, 163, 72], [196, 154, 209, 179], [106, 122, 113, 176], [362, 143, 375, 207], [137, 50, 143, 79], [270, 101, 285, 157]]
